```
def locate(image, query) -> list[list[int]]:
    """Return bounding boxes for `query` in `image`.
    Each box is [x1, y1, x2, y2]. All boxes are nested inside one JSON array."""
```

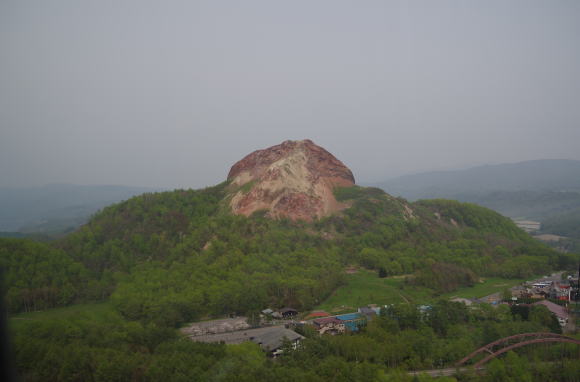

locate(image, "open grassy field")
[[314, 270, 434, 313], [9, 302, 115, 330], [9, 275, 533, 325], [315, 270, 533, 314], [440, 276, 529, 300], [11, 302, 114, 321]]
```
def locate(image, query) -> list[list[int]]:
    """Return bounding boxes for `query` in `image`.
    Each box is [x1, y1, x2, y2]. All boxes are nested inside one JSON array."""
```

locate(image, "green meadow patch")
[[9, 302, 116, 330], [315, 269, 434, 312], [440, 276, 530, 300], [315, 271, 535, 313]]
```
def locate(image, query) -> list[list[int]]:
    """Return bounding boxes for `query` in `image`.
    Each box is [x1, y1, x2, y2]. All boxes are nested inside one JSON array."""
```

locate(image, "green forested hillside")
[[66, 185, 566, 327], [0, 239, 88, 312], [373, 160, 580, 255], [3, 184, 574, 323], [9, 296, 578, 381], [3, 183, 579, 381]]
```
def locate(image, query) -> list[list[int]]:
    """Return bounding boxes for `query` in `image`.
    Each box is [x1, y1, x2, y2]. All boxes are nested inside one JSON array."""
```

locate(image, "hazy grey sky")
[[1, 0, 579, 189]]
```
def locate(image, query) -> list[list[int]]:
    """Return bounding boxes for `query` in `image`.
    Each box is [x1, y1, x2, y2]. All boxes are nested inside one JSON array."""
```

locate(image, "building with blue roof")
[[336, 313, 360, 321], [336, 313, 365, 332]]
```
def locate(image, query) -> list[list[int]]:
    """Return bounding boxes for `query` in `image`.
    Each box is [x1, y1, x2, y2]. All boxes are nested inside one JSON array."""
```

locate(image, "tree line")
[[2, 184, 577, 323], [9, 300, 578, 381]]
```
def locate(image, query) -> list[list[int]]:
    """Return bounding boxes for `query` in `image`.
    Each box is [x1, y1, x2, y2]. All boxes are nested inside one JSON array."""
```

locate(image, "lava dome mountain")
[[227, 139, 355, 221]]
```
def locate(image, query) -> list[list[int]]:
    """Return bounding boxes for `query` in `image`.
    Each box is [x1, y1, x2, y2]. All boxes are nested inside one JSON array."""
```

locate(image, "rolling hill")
[[3, 141, 570, 321], [3, 141, 578, 381], [374, 159, 580, 201], [0, 183, 162, 235], [373, 159, 580, 250]]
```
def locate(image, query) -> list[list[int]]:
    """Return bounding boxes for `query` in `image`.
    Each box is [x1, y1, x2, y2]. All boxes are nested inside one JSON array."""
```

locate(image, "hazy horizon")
[[2, 1, 580, 189], [2, 157, 580, 191]]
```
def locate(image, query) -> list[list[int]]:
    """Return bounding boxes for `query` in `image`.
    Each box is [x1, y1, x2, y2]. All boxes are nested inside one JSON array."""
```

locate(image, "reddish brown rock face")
[[227, 139, 355, 221]]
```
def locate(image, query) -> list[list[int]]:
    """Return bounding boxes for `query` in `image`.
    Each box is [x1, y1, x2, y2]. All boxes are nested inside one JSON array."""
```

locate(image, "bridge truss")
[[456, 332, 580, 369]]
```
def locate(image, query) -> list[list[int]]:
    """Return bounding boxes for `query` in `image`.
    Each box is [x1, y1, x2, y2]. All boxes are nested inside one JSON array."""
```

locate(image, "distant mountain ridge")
[[372, 159, 580, 250], [374, 159, 580, 201], [0, 183, 162, 232]]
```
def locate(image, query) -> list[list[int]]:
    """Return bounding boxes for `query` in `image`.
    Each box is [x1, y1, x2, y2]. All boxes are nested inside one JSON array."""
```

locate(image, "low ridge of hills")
[[374, 159, 580, 201], [0, 183, 162, 235], [373, 159, 580, 251], [2, 140, 571, 325]]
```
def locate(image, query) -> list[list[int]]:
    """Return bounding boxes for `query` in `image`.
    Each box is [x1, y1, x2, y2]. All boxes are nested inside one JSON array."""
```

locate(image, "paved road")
[[408, 366, 483, 377]]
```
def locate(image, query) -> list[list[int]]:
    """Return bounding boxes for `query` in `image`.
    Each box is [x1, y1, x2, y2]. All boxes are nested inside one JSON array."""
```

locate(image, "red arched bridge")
[[456, 332, 580, 369]]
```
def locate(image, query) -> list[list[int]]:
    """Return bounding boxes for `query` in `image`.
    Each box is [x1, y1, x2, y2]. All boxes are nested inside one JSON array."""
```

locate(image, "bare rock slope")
[[227, 140, 355, 221]]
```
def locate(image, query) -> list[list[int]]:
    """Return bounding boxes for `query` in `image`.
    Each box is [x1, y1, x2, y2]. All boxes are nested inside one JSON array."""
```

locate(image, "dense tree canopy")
[[9, 300, 578, 381], [0, 238, 88, 312], [3, 183, 579, 381], [2, 184, 573, 324]]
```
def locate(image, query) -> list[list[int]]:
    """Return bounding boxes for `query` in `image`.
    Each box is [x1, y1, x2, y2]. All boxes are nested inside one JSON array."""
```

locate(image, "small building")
[[450, 297, 473, 306], [250, 328, 304, 356], [481, 293, 502, 304], [336, 313, 365, 332], [550, 283, 570, 301], [313, 317, 345, 335], [510, 286, 529, 299], [418, 305, 432, 313], [358, 307, 377, 320], [533, 287, 550, 299], [261, 308, 274, 315], [280, 308, 298, 318]]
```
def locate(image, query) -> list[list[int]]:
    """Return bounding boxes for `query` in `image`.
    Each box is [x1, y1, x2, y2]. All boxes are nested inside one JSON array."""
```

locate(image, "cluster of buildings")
[[451, 274, 579, 328], [181, 307, 310, 357], [510, 279, 575, 301], [184, 324, 305, 357], [309, 307, 379, 334], [182, 306, 379, 356], [183, 273, 579, 355], [260, 307, 298, 320]]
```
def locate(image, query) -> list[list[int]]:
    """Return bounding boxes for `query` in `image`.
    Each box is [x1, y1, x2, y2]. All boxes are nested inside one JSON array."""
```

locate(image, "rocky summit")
[[227, 139, 355, 221]]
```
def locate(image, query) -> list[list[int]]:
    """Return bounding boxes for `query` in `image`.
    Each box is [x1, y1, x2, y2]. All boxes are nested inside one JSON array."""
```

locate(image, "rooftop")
[[336, 313, 363, 321], [532, 300, 569, 320], [313, 317, 342, 326], [251, 328, 304, 352]]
